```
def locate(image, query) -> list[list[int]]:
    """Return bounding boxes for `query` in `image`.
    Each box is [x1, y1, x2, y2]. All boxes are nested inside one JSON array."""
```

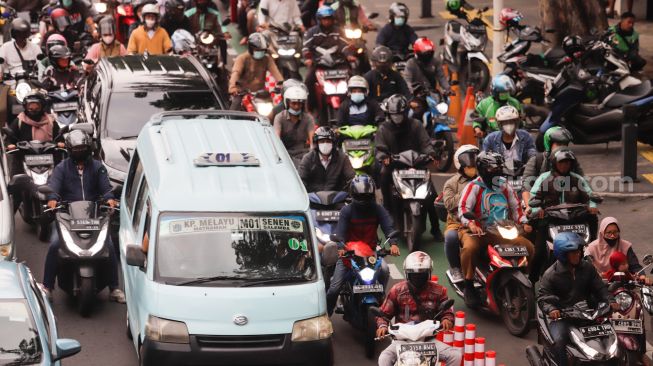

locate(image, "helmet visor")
[[53, 16, 71, 32], [458, 152, 477, 168]]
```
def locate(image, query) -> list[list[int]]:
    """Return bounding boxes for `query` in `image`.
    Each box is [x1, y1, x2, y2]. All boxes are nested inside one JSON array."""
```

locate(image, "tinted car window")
[[0, 300, 42, 365], [125, 151, 143, 213], [105, 91, 218, 139]]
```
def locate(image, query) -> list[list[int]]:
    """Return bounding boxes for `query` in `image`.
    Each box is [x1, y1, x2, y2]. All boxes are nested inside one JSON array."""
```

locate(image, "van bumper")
[[141, 334, 334, 366]]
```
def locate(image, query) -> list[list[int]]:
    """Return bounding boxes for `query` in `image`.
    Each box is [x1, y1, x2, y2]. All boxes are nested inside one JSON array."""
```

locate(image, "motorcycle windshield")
[[68, 201, 97, 220]]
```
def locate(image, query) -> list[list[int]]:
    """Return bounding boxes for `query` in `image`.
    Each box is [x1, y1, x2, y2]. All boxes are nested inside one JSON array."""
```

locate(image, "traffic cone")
[[457, 86, 478, 146], [443, 330, 454, 346], [485, 351, 496, 366], [448, 71, 462, 129], [464, 353, 475, 366], [474, 337, 485, 366], [465, 324, 476, 340]]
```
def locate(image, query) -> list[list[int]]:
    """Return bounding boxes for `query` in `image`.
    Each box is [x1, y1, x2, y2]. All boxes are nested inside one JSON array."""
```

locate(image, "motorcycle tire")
[[499, 278, 534, 337], [405, 213, 425, 253], [78, 276, 95, 317], [364, 309, 376, 359], [435, 131, 454, 172], [466, 59, 490, 92], [622, 349, 643, 366], [525, 345, 544, 366]]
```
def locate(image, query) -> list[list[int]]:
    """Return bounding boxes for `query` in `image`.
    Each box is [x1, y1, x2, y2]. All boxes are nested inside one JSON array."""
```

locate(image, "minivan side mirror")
[[53, 339, 81, 361], [126, 245, 146, 267]]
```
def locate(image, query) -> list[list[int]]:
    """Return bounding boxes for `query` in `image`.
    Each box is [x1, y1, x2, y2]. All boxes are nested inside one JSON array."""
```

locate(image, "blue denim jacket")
[[482, 129, 537, 168]]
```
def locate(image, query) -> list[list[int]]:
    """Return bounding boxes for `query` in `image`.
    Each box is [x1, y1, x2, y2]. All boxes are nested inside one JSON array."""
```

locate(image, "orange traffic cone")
[[457, 86, 477, 146], [448, 71, 462, 129]]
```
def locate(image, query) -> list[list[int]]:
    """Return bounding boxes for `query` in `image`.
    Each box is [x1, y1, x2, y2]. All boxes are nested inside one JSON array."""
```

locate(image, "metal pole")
[[420, 0, 433, 18], [491, 0, 504, 76], [622, 104, 639, 180]]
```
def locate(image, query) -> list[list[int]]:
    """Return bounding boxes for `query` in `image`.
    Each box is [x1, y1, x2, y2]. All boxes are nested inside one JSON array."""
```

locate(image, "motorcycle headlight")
[[615, 292, 633, 311], [30, 33, 42, 45], [145, 315, 190, 344], [291, 314, 333, 342], [350, 155, 366, 169], [392, 172, 413, 199], [32, 171, 48, 186], [117, 5, 127, 16], [15, 82, 32, 103], [255, 102, 273, 117], [345, 28, 362, 39], [200, 33, 214, 45], [359, 267, 375, 283], [336, 80, 348, 94], [94, 2, 107, 13], [59, 221, 109, 257], [0, 242, 11, 258], [323, 82, 337, 95], [414, 183, 430, 200], [497, 225, 519, 240], [278, 48, 296, 56], [436, 102, 449, 115]]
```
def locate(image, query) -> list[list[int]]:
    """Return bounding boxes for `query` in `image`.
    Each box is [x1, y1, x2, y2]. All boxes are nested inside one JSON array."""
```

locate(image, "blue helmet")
[[553, 232, 584, 263], [316, 5, 335, 19], [491, 74, 516, 101]]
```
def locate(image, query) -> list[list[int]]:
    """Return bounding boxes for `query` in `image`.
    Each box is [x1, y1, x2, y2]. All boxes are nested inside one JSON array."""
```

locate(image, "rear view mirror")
[[221, 17, 231, 26], [368, 12, 379, 19], [438, 299, 454, 312], [529, 198, 542, 208], [439, 38, 445, 46], [1, 126, 14, 138], [126, 245, 146, 267], [8, 174, 31, 195], [462, 212, 477, 221], [53, 339, 81, 361], [37, 185, 54, 195], [321, 242, 338, 267], [590, 193, 603, 204], [643, 254, 653, 266], [329, 233, 344, 243], [584, 254, 594, 262]]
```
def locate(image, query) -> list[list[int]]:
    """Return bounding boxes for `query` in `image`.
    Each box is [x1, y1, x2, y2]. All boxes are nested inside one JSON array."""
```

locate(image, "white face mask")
[[502, 123, 516, 135], [318, 142, 333, 155], [145, 19, 156, 29], [102, 35, 115, 45]]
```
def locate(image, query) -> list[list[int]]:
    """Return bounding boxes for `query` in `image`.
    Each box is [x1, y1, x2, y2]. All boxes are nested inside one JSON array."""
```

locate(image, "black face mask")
[[197, 3, 208, 11], [70, 148, 90, 164], [25, 108, 44, 121], [408, 272, 429, 290], [605, 237, 619, 247], [352, 193, 375, 209]]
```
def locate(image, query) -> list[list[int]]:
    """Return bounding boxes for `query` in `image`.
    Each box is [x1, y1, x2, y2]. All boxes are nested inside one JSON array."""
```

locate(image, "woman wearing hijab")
[[585, 216, 644, 275]]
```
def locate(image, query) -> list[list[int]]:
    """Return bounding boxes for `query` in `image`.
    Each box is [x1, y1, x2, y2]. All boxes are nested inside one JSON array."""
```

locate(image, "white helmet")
[[141, 3, 160, 17], [347, 75, 369, 94], [495, 105, 520, 125], [403, 251, 432, 277], [283, 85, 308, 109], [454, 144, 480, 171], [171, 29, 196, 54]]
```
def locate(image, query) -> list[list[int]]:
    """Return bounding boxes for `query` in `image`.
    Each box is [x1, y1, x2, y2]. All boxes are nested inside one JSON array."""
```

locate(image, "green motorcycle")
[[337, 125, 377, 175]]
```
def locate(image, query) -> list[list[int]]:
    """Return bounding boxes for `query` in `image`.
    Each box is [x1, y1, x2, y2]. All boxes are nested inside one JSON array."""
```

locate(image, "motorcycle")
[[313, 47, 351, 125], [239, 88, 276, 119], [337, 125, 377, 175], [309, 190, 348, 289], [48, 87, 79, 128], [371, 299, 455, 366], [38, 186, 116, 317], [111, 0, 138, 46], [0, 58, 40, 121], [441, 4, 491, 91], [264, 20, 303, 80], [392, 52, 413, 73], [448, 212, 535, 336], [389, 150, 436, 253], [526, 299, 619, 365]]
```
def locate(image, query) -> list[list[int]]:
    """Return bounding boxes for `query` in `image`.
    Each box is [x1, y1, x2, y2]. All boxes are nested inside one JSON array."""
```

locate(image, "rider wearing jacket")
[[375, 2, 416, 55], [160, 0, 192, 38], [376, 251, 462, 366], [404, 37, 451, 94], [186, 0, 229, 67], [585, 216, 644, 274], [481, 105, 536, 172], [41, 130, 125, 303], [538, 232, 616, 366], [298, 127, 355, 192], [273, 85, 314, 160], [472, 74, 522, 137], [607, 12, 646, 72], [85, 17, 128, 64], [337, 75, 384, 126], [0, 18, 42, 76], [364, 46, 410, 102], [41, 45, 80, 91], [326, 175, 400, 316], [58, 0, 98, 37], [330, 0, 375, 30]]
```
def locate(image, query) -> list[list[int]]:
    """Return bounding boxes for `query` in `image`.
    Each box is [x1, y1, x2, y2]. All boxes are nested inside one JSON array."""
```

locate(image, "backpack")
[[473, 180, 509, 227]]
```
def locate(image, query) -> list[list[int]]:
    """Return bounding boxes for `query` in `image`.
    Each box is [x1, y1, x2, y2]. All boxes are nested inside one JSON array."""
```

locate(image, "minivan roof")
[[136, 111, 309, 212]]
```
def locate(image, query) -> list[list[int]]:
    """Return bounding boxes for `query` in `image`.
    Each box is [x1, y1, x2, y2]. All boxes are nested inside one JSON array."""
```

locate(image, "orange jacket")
[[127, 26, 172, 55]]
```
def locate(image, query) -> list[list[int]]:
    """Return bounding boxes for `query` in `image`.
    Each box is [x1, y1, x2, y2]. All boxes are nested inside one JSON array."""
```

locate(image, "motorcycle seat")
[[605, 79, 652, 108], [522, 66, 559, 77], [576, 103, 605, 117]]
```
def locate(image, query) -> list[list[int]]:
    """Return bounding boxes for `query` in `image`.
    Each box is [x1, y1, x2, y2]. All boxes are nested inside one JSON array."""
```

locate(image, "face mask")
[[102, 35, 115, 45], [463, 166, 477, 178], [62, 0, 73, 7], [408, 272, 429, 290], [502, 123, 516, 135], [288, 107, 302, 116], [318, 142, 333, 155], [145, 19, 156, 29], [70, 148, 90, 163], [350, 92, 365, 104], [393, 17, 405, 26], [25, 108, 44, 121], [253, 50, 266, 60], [390, 114, 404, 125], [605, 237, 619, 247]]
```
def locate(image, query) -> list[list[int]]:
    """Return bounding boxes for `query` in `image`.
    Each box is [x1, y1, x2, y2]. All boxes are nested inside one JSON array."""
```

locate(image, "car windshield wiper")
[[167, 275, 248, 286], [239, 276, 311, 287]]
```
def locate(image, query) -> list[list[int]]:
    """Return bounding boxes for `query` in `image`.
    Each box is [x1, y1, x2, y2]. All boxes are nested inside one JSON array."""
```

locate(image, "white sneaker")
[[449, 268, 464, 284], [110, 289, 126, 303]]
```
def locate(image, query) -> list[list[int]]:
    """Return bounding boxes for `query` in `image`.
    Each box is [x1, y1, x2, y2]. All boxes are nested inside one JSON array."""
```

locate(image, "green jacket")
[[608, 24, 639, 55], [472, 96, 522, 131]]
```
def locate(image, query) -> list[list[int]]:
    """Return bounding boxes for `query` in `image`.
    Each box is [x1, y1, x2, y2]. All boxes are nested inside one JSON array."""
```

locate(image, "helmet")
[[247, 32, 268, 53], [316, 5, 335, 19], [495, 105, 520, 126], [562, 35, 583, 58], [65, 130, 93, 163], [385, 94, 408, 114], [171, 29, 196, 54], [491, 74, 516, 101], [22, 91, 47, 121], [388, 2, 409, 20], [48, 45, 72, 69], [549, 147, 576, 173], [141, 3, 160, 17], [371, 46, 392, 64], [454, 144, 479, 171], [446, 0, 462, 11], [413, 37, 435, 59], [476, 151, 504, 188], [98, 16, 116, 36], [543, 126, 573, 152], [553, 232, 584, 264], [46, 33, 68, 50], [165, 0, 186, 11], [350, 174, 376, 205], [50, 8, 71, 32], [312, 126, 336, 145], [283, 85, 308, 109], [347, 75, 368, 94], [403, 251, 433, 289], [10, 18, 30, 41], [281, 79, 307, 97], [499, 8, 523, 28]]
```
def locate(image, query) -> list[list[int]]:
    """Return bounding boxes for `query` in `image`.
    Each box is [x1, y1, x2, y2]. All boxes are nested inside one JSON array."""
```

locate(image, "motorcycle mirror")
[[260, 7, 269, 16], [462, 212, 477, 221], [607, 282, 621, 292], [481, 6, 489, 12], [1, 126, 14, 138], [82, 59, 95, 65], [368, 12, 379, 19], [438, 299, 454, 313], [528, 198, 542, 208], [0, 57, 5, 64], [643, 254, 653, 266], [126, 245, 146, 267], [321, 242, 339, 267], [589, 193, 603, 204], [7, 174, 30, 195], [368, 306, 386, 319], [37, 185, 55, 195], [221, 17, 231, 26], [583, 254, 594, 262]]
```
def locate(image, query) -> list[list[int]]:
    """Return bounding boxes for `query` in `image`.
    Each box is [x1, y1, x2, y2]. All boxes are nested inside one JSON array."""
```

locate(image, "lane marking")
[[389, 263, 404, 280], [641, 149, 653, 164]]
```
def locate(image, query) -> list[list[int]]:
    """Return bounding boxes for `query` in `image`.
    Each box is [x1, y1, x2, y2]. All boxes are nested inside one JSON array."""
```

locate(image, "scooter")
[[526, 299, 619, 365], [49, 88, 79, 128], [441, 5, 491, 91], [309, 190, 348, 289], [447, 212, 535, 336], [239, 88, 275, 119], [389, 150, 436, 253], [337, 125, 377, 175], [264, 19, 303, 80], [313, 47, 351, 125]]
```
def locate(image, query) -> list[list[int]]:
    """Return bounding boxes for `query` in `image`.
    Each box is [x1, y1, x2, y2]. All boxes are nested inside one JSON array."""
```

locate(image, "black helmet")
[[98, 16, 116, 36], [371, 46, 392, 64], [549, 147, 576, 174], [48, 45, 72, 70], [312, 126, 335, 145], [350, 174, 376, 206], [476, 151, 504, 189], [165, 0, 186, 11], [562, 35, 583, 58], [247, 32, 268, 54], [65, 130, 93, 163], [385, 94, 408, 114], [22, 92, 47, 121], [10, 18, 30, 41], [389, 2, 409, 20]]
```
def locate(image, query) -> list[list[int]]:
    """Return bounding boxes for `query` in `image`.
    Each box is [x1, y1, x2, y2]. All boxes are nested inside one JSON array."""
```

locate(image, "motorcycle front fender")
[[467, 51, 489, 64], [497, 269, 532, 289], [408, 201, 422, 217], [279, 58, 299, 72], [78, 265, 95, 279]]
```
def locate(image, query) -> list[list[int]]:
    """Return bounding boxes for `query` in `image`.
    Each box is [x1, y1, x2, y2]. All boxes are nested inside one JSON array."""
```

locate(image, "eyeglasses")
[[604, 230, 620, 237]]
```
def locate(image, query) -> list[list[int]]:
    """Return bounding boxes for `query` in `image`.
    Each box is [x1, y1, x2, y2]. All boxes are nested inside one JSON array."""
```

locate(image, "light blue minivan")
[[119, 111, 333, 366]]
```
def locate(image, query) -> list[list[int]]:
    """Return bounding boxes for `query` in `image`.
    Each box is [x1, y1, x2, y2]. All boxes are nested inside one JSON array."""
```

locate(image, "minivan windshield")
[[0, 300, 41, 365], [156, 213, 317, 286], [105, 91, 218, 139]]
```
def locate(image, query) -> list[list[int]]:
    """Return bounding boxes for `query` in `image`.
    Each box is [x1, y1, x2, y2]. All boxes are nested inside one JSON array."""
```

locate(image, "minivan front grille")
[[196, 334, 285, 349]]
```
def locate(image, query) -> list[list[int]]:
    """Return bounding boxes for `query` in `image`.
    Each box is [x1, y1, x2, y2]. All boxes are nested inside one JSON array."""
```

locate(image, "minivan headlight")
[[291, 314, 333, 342], [145, 315, 190, 344]]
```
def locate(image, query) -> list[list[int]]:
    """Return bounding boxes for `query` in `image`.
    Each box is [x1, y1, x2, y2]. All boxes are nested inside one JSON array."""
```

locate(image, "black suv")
[[80, 54, 227, 191]]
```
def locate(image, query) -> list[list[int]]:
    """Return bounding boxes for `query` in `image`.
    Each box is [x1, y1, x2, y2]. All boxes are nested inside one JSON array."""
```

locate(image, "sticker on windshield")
[[288, 238, 309, 251], [168, 217, 304, 234]]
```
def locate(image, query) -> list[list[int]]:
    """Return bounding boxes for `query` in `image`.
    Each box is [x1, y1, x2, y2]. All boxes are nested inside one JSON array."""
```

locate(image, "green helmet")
[[543, 126, 573, 152], [446, 0, 461, 11]]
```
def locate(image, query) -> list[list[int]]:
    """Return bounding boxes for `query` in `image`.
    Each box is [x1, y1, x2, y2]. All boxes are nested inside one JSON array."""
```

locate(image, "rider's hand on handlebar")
[[390, 244, 400, 256], [589, 207, 600, 215], [468, 221, 483, 235], [57, 142, 65, 148], [549, 310, 561, 320], [224, 32, 232, 40], [107, 199, 117, 209], [346, 55, 357, 63], [6, 144, 15, 151], [376, 326, 388, 338], [47, 200, 58, 209], [638, 275, 653, 286], [610, 302, 620, 311], [441, 319, 453, 331], [523, 224, 533, 234], [443, 89, 455, 97]]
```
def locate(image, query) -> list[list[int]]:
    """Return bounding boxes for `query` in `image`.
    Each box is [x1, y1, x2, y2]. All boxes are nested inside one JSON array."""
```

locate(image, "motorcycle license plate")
[[508, 178, 522, 191], [52, 102, 78, 112], [394, 61, 406, 69], [399, 342, 438, 357], [579, 324, 614, 339], [316, 210, 340, 222], [70, 219, 101, 231], [323, 69, 349, 79], [277, 35, 298, 44], [352, 283, 383, 294], [467, 24, 486, 34], [24, 154, 54, 166], [495, 245, 528, 257], [397, 169, 427, 179], [555, 224, 588, 235], [611, 319, 643, 334], [343, 139, 371, 150]]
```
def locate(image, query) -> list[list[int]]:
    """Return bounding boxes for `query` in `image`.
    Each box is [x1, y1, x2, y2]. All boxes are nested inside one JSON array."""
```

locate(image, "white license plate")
[[315, 210, 340, 222], [555, 224, 588, 234], [399, 342, 438, 357], [496, 245, 528, 257], [343, 139, 372, 150], [611, 319, 643, 334], [579, 324, 614, 339], [398, 169, 427, 179], [70, 219, 101, 231], [52, 102, 78, 112], [24, 154, 53, 166], [352, 283, 383, 294]]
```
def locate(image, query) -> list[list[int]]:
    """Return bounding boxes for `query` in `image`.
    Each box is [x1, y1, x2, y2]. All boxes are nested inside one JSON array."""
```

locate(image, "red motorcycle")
[[312, 46, 351, 126], [112, 1, 138, 45], [239, 89, 275, 119]]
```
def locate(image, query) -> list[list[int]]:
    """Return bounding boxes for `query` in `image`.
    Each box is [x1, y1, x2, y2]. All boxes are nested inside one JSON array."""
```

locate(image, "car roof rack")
[[148, 110, 270, 126]]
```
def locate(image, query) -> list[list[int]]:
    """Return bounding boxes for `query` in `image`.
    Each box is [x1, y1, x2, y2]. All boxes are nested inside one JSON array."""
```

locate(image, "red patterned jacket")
[[376, 281, 454, 328]]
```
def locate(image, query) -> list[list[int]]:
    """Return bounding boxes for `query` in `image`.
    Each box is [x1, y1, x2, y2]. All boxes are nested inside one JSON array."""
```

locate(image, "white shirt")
[[0, 40, 42, 75], [320, 154, 331, 169], [502, 133, 520, 171], [258, 0, 303, 27]]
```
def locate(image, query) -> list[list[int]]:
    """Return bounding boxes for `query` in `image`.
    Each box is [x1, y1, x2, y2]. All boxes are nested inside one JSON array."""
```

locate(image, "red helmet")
[[413, 37, 435, 56], [499, 8, 523, 27], [50, 8, 71, 32]]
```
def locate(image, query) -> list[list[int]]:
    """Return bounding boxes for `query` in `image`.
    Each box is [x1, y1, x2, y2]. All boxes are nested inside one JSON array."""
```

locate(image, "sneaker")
[[449, 268, 464, 284], [110, 289, 126, 304], [463, 280, 481, 308], [40, 284, 53, 303]]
